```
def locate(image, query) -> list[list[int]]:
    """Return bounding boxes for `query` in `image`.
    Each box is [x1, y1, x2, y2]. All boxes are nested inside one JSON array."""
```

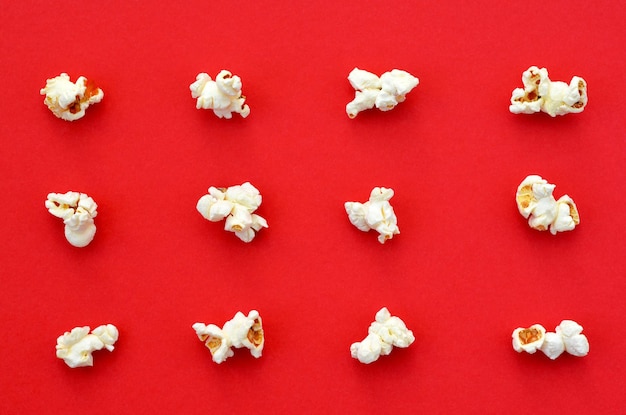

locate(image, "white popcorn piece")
[[512, 324, 546, 354], [45, 191, 98, 247], [515, 175, 579, 235], [193, 310, 264, 364], [539, 332, 565, 360], [556, 320, 589, 357], [56, 324, 119, 368], [345, 187, 400, 244], [346, 68, 419, 118], [190, 70, 250, 119], [509, 66, 587, 117], [196, 182, 267, 242], [40, 73, 104, 121], [513, 320, 588, 359], [351, 307, 414, 364]]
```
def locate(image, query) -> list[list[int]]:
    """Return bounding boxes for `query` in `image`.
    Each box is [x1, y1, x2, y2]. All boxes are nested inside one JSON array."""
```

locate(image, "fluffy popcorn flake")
[[196, 182, 267, 242], [509, 66, 587, 117], [40, 73, 103, 121], [556, 320, 589, 357], [190, 70, 250, 119], [346, 68, 419, 118], [512, 324, 546, 354], [351, 307, 414, 364], [193, 310, 264, 364], [345, 187, 400, 244], [192, 323, 234, 364], [56, 324, 119, 368], [539, 332, 565, 360], [45, 191, 98, 247], [515, 175, 579, 235]]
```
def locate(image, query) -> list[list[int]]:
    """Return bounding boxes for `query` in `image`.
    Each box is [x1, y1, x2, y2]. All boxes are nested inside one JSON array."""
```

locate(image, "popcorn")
[[350, 307, 414, 364], [190, 70, 250, 119], [196, 182, 267, 242], [346, 68, 419, 118], [515, 175, 579, 235], [509, 66, 587, 117], [45, 191, 98, 247], [512, 324, 546, 354], [56, 324, 119, 368], [556, 319, 590, 357], [40, 73, 103, 121], [512, 320, 588, 360], [193, 310, 264, 364], [345, 187, 400, 243]]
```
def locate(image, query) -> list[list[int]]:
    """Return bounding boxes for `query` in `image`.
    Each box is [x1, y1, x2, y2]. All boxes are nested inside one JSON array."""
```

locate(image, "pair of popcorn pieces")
[[345, 187, 400, 244], [190, 70, 250, 119], [56, 324, 119, 368], [46, 191, 98, 247], [193, 310, 264, 364], [510, 66, 587, 117], [516, 175, 579, 235], [512, 320, 589, 360], [346, 68, 419, 118], [196, 182, 268, 242], [351, 307, 414, 364], [40, 73, 103, 121]]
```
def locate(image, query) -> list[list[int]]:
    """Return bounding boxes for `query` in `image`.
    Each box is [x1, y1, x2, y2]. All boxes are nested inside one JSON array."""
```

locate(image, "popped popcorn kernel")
[[351, 307, 414, 364], [515, 175, 579, 235], [56, 324, 119, 368], [45, 191, 98, 247], [556, 320, 589, 357], [512, 324, 546, 354], [346, 68, 419, 118], [40, 73, 103, 121], [196, 182, 267, 242], [190, 70, 250, 119], [509, 66, 587, 117], [193, 310, 264, 364], [345, 187, 399, 243]]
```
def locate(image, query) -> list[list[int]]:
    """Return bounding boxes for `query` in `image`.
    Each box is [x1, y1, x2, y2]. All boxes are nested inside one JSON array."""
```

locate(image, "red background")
[[2, 1, 626, 413]]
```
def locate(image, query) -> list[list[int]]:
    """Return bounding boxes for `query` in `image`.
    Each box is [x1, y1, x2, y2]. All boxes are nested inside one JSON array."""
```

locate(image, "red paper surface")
[[2, 1, 626, 413]]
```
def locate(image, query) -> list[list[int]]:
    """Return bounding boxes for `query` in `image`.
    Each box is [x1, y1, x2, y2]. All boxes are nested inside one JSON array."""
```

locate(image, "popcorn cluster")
[[512, 320, 589, 360], [196, 182, 268, 242], [190, 70, 250, 119], [516, 175, 579, 235], [56, 324, 119, 368], [193, 310, 264, 364], [350, 307, 414, 364], [345, 187, 400, 244], [346, 68, 419, 118], [45, 191, 98, 247], [40, 73, 104, 121], [509, 66, 587, 117]]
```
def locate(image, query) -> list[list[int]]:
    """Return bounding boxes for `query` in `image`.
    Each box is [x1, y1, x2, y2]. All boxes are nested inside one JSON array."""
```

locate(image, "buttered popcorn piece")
[[56, 324, 119, 368], [196, 182, 268, 242], [515, 175, 579, 235], [346, 68, 419, 118], [40, 73, 103, 121], [193, 310, 264, 364], [45, 191, 98, 247], [513, 320, 588, 359], [351, 307, 414, 364], [190, 70, 250, 119], [345, 187, 400, 244], [509, 66, 587, 117]]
